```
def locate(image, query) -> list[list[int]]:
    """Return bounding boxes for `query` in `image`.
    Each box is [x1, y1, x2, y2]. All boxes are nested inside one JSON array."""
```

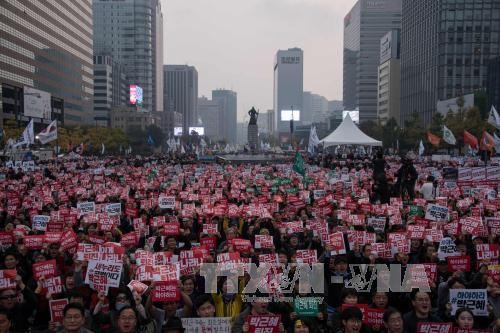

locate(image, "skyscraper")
[[343, 0, 402, 122], [93, 0, 163, 113], [401, 0, 500, 126], [198, 96, 222, 141], [378, 30, 401, 126], [0, 0, 93, 125], [273, 48, 304, 141], [164, 65, 198, 133], [212, 89, 237, 143]]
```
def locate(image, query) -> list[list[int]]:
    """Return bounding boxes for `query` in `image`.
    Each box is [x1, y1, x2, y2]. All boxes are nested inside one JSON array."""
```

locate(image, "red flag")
[[480, 131, 495, 151], [463, 130, 478, 150], [426, 132, 441, 147]]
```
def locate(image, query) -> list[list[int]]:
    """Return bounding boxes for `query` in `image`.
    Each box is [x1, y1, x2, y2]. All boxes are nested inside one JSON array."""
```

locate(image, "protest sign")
[[437, 237, 458, 260], [77, 201, 95, 216], [105, 203, 121, 215], [476, 244, 499, 261], [246, 315, 281, 333], [181, 317, 231, 333], [158, 196, 176, 209], [229, 238, 252, 253], [151, 281, 180, 302], [163, 222, 180, 236], [293, 297, 320, 317], [425, 204, 449, 221], [447, 256, 471, 272], [32, 215, 50, 231], [24, 235, 44, 250], [32, 259, 57, 280], [367, 217, 386, 233], [0, 270, 17, 290], [49, 299, 68, 322], [127, 280, 149, 296], [254, 234, 273, 249], [295, 249, 318, 264], [450, 289, 488, 316], [85, 259, 123, 289], [365, 308, 384, 326], [202, 223, 218, 235], [329, 232, 346, 255], [42, 276, 63, 295], [417, 322, 452, 333]]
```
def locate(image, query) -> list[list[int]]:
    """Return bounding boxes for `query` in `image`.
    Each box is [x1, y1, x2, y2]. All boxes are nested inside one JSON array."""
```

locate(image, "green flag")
[[293, 151, 305, 177]]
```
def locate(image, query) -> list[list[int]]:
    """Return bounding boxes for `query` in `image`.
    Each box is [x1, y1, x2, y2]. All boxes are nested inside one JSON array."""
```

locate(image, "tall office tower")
[[401, 0, 500, 126], [343, 0, 402, 122], [93, 0, 163, 113], [273, 48, 304, 142], [198, 96, 222, 141], [164, 65, 198, 133], [212, 89, 237, 143], [0, 0, 93, 125], [377, 30, 401, 126], [93, 55, 128, 126]]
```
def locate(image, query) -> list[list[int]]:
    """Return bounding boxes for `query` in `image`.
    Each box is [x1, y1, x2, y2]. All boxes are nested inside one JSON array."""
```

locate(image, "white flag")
[[494, 132, 500, 152], [180, 145, 185, 154], [200, 138, 207, 147], [308, 126, 320, 154], [488, 105, 500, 130], [14, 119, 34, 147], [101, 143, 105, 155], [419, 140, 425, 156], [442, 125, 456, 145], [37, 120, 57, 144]]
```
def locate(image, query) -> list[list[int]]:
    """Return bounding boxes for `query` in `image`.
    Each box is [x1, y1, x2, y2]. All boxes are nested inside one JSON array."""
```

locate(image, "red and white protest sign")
[[254, 235, 273, 249], [229, 238, 252, 253], [329, 232, 346, 255], [246, 315, 281, 333], [0, 270, 17, 290], [416, 322, 452, 333], [295, 250, 318, 264], [151, 281, 180, 302], [476, 244, 499, 261], [32, 259, 57, 280], [127, 280, 149, 296], [24, 235, 45, 250], [447, 256, 471, 272], [202, 223, 218, 235], [42, 276, 63, 295], [163, 222, 180, 236], [49, 299, 68, 322], [366, 308, 384, 326]]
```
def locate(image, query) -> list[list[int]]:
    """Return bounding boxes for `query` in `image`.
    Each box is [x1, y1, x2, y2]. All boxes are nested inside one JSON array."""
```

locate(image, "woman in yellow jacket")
[[212, 276, 245, 323]]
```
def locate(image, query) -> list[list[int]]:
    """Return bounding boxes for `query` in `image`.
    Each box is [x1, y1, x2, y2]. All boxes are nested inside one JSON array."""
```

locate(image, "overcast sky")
[[162, 0, 357, 121]]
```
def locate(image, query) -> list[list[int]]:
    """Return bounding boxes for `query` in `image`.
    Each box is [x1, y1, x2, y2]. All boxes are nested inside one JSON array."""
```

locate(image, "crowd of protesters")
[[0, 150, 499, 333]]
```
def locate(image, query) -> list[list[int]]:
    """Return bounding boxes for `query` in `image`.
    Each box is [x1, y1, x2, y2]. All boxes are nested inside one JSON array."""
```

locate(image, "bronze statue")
[[248, 107, 259, 125]]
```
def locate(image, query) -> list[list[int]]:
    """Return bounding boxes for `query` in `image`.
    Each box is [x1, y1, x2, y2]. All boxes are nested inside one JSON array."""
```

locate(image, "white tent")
[[320, 113, 382, 147]]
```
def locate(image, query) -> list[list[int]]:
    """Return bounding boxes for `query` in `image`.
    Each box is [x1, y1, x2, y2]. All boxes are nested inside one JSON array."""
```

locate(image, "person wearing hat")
[[162, 317, 184, 333]]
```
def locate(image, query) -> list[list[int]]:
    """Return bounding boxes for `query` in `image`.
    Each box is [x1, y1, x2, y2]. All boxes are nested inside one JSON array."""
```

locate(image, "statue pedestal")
[[247, 124, 259, 153]]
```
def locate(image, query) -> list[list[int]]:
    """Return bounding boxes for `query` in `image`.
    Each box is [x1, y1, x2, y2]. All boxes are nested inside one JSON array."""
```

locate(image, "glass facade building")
[[212, 89, 237, 144], [343, 0, 402, 122], [0, 0, 93, 125], [401, 0, 500, 126], [93, 0, 163, 113]]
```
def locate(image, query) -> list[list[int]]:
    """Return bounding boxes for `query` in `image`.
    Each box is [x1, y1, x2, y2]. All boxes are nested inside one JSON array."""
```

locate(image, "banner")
[[247, 315, 281, 333], [450, 289, 488, 316], [293, 297, 320, 317], [181, 318, 231, 333], [24, 86, 51, 119], [49, 298, 68, 322], [417, 322, 452, 333], [151, 281, 180, 302]]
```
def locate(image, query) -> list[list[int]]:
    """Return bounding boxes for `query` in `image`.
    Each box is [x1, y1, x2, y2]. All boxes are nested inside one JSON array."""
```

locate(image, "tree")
[[429, 113, 444, 135], [381, 118, 401, 149], [359, 120, 383, 141], [145, 125, 165, 148], [400, 112, 424, 151]]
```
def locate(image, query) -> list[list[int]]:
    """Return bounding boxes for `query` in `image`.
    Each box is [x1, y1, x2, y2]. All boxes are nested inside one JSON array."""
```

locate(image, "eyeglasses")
[[0, 295, 17, 300]]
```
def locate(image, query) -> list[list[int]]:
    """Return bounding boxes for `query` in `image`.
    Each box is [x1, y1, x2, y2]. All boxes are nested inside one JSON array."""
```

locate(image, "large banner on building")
[[24, 86, 51, 119]]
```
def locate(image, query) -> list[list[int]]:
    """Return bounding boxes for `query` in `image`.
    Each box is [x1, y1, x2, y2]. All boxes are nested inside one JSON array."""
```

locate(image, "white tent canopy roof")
[[319, 113, 382, 147]]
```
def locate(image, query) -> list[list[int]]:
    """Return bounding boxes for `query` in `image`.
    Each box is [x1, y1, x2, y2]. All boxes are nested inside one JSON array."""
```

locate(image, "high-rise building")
[[401, 0, 500, 126], [93, 0, 163, 113], [273, 48, 304, 141], [377, 30, 401, 126], [198, 96, 222, 141], [487, 57, 500, 112], [164, 65, 198, 133], [0, 1, 93, 125], [303, 92, 330, 124], [343, 0, 402, 122], [212, 89, 237, 143], [93, 55, 128, 126]]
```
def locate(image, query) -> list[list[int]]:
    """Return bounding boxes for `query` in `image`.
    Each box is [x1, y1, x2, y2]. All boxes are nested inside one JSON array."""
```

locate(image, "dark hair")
[[383, 307, 402, 323], [194, 294, 215, 310], [409, 289, 429, 301], [63, 302, 85, 317], [447, 277, 465, 289], [341, 306, 363, 321], [455, 308, 474, 322], [181, 275, 195, 284], [0, 309, 12, 321], [67, 290, 85, 301], [340, 288, 358, 303], [117, 306, 138, 320]]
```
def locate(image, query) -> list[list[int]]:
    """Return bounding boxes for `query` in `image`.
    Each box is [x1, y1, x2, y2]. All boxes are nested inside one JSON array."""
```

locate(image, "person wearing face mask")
[[212, 277, 243, 323]]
